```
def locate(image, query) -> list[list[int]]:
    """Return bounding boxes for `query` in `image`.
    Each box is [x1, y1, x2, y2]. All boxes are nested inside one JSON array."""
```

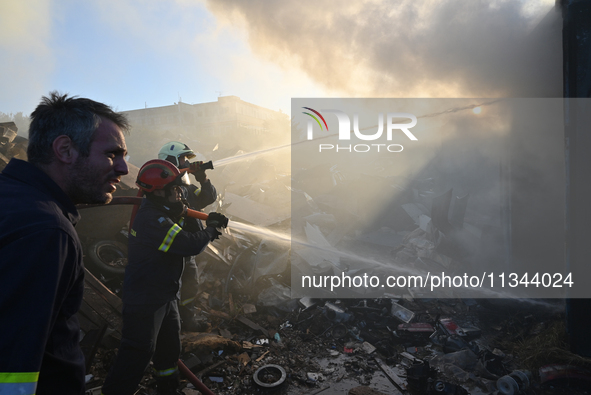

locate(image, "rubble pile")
[[83, 290, 591, 394], [2, 132, 588, 393], [0, 122, 27, 171], [79, 154, 591, 394]]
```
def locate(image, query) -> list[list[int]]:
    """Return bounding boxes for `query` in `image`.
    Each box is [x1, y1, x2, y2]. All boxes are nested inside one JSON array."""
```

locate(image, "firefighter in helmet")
[[158, 141, 217, 331], [101, 159, 228, 395]]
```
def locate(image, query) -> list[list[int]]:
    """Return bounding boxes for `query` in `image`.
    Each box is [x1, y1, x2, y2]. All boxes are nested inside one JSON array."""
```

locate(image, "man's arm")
[[133, 209, 219, 257], [0, 228, 82, 394], [185, 181, 217, 211]]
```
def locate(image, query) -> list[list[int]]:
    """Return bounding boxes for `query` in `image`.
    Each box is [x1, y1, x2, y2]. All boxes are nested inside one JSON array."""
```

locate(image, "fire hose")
[[177, 359, 216, 395], [77, 196, 209, 220]]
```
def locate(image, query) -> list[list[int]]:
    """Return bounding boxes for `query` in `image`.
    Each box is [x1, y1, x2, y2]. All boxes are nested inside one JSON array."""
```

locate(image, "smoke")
[[206, 1, 565, 280], [206, 0, 561, 98]]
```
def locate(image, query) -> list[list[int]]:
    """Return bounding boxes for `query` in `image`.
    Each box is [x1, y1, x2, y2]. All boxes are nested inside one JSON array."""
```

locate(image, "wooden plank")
[[78, 272, 124, 370], [82, 280, 123, 334], [236, 316, 269, 337], [84, 268, 123, 312]]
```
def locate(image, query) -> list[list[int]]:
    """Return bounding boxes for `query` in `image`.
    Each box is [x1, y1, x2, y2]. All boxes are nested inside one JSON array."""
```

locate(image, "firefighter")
[[101, 159, 228, 395], [158, 140, 217, 331], [0, 92, 129, 395]]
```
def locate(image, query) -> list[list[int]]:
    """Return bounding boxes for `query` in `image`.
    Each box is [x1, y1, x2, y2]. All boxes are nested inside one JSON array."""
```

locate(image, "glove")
[[207, 228, 222, 242], [188, 161, 203, 173], [206, 212, 229, 228], [189, 162, 207, 183]]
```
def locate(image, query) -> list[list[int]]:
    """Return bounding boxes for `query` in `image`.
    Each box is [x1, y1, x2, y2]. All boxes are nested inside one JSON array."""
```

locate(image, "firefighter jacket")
[[0, 159, 85, 395], [123, 197, 219, 305], [184, 179, 216, 211]]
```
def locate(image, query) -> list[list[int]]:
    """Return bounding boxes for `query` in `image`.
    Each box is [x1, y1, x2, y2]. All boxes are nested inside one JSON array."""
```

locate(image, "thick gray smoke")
[[206, 0, 561, 98]]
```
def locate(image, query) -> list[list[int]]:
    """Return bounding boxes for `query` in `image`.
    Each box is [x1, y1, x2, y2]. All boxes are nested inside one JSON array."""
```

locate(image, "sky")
[[0, 0, 557, 118]]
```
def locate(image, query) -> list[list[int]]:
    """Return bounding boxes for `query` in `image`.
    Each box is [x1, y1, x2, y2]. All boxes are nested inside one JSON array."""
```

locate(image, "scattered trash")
[[432, 380, 469, 395], [497, 370, 530, 395], [324, 301, 354, 322], [236, 316, 270, 337], [374, 357, 406, 392], [84, 386, 102, 395], [361, 342, 376, 354], [406, 360, 437, 395], [298, 297, 317, 309], [442, 335, 470, 354], [396, 322, 435, 337], [438, 318, 466, 337], [253, 364, 287, 388], [242, 304, 257, 314], [539, 364, 591, 390], [307, 372, 324, 382], [256, 278, 293, 310], [279, 321, 293, 330], [237, 352, 250, 366], [390, 302, 415, 323], [255, 350, 270, 362], [331, 324, 348, 339]]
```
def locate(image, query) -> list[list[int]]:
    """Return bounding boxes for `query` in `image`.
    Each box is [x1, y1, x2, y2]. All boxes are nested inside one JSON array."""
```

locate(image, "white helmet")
[[158, 141, 196, 167]]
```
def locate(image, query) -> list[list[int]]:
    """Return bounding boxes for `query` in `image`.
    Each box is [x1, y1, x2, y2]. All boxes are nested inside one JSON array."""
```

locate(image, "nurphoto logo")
[[302, 107, 418, 153]]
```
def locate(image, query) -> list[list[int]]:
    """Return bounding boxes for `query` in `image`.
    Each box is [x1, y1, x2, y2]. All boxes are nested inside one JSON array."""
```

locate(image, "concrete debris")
[[242, 304, 256, 314], [77, 284, 582, 394], [0, 122, 27, 171]]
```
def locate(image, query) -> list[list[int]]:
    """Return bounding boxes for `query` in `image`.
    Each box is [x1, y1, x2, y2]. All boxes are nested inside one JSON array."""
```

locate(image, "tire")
[[87, 240, 128, 276]]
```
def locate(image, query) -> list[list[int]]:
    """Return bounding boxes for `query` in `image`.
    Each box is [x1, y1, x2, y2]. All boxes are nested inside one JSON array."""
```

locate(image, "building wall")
[[122, 96, 289, 166]]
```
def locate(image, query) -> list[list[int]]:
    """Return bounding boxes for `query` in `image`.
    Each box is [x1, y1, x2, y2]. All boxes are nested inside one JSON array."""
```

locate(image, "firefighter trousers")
[[180, 256, 199, 307], [101, 300, 181, 395]]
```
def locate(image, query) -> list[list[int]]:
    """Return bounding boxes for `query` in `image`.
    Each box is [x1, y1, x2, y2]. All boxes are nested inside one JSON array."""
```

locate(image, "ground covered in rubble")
[[86, 291, 591, 395]]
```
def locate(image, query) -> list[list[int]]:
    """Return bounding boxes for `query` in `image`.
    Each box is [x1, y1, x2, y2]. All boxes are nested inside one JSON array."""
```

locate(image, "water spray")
[[78, 198, 565, 304]]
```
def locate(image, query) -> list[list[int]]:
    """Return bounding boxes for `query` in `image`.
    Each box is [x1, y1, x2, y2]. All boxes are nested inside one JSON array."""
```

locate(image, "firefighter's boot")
[[155, 371, 182, 395]]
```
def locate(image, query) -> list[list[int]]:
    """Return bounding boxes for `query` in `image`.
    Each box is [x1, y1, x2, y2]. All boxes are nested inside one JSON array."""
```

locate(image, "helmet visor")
[[180, 172, 191, 186]]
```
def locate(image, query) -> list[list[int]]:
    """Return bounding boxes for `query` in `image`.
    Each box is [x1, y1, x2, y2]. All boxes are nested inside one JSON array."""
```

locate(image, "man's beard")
[[68, 156, 113, 204]]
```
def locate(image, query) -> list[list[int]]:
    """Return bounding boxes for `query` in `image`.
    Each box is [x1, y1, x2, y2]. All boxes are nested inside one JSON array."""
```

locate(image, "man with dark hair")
[[0, 91, 129, 394]]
